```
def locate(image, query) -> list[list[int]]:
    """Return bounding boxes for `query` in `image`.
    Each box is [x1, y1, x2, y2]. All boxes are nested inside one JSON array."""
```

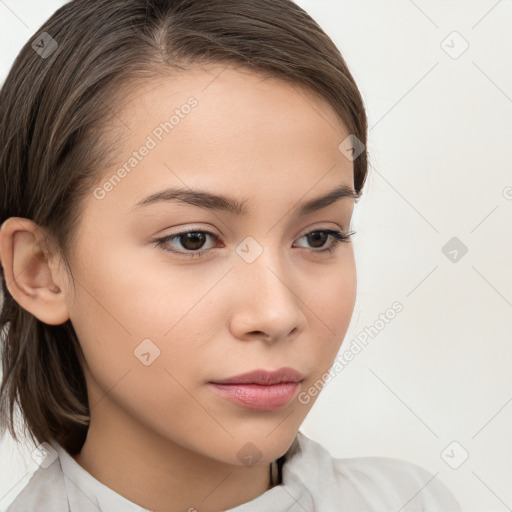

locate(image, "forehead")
[[87, 64, 354, 219], [116, 63, 349, 155]]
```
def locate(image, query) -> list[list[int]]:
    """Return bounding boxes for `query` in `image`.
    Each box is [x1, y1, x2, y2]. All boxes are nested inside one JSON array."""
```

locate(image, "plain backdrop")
[[1, 1, 511, 511]]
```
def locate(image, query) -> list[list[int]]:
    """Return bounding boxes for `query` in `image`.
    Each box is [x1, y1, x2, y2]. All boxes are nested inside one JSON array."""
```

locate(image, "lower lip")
[[207, 382, 301, 411]]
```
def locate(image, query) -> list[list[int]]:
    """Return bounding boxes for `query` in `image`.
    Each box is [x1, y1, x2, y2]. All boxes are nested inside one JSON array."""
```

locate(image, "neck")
[[72, 400, 278, 511]]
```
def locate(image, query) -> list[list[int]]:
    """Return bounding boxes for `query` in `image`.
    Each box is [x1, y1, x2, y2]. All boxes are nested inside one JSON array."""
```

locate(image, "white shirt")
[[6, 430, 461, 511]]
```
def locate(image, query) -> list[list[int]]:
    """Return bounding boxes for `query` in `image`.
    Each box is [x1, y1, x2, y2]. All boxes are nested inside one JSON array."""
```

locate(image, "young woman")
[[0, 0, 461, 510]]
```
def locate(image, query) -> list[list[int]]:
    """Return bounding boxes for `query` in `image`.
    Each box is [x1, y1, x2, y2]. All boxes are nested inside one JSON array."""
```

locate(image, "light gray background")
[[1, 1, 511, 511]]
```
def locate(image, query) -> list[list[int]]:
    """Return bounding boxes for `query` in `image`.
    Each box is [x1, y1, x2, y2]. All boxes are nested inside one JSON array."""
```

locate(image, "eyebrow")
[[129, 183, 359, 217]]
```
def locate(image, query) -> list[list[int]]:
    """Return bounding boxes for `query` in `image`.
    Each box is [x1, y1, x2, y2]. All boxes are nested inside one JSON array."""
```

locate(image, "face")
[[35, 65, 358, 464]]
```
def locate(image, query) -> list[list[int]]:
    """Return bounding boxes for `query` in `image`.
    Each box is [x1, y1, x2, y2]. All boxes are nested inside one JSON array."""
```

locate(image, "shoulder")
[[289, 432, 461, 512], [331, 455, 461, 511], [6, 445, 68, 512]]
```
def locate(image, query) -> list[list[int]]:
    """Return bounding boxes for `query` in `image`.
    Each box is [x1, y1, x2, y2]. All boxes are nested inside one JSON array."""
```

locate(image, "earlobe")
[[0, 217, 70, 325]]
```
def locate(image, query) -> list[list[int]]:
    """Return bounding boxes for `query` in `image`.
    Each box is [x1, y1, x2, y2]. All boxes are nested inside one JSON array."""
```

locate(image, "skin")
[[0, 64, 358, 512]]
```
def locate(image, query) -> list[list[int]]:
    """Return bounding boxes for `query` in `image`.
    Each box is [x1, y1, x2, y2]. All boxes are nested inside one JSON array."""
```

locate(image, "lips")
[[207, 367, 305, 411], [209, 367, 305, 385]]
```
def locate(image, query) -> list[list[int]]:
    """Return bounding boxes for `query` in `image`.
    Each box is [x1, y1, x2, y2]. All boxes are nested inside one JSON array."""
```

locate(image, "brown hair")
[[0, 0, 369, 455]]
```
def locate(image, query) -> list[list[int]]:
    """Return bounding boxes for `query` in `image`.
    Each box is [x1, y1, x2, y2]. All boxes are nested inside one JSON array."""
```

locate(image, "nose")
[[228, 245, 306, 343]]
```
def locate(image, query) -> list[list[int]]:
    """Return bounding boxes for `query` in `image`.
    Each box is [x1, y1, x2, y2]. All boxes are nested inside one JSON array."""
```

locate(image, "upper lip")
[[209, 367, 305, 385]]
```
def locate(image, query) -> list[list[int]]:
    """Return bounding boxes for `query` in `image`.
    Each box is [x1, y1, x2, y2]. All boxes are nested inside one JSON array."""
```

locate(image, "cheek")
[[67, 255, 220, 444], [302, 256, 357, 369], [67, 246, 229, 396], [306, 253, 357, 327]]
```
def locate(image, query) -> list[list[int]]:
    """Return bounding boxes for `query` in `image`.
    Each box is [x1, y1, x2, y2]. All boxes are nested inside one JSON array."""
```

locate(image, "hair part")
[[0, 0, 369, 454]]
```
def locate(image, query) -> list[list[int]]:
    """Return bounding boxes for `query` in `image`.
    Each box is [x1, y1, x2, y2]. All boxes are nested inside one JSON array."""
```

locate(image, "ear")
[[0, 217, 70, 325]]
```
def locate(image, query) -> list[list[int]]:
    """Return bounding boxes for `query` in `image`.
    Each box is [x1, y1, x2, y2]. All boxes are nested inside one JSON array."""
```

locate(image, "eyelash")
[[152, 228, 355, 259]]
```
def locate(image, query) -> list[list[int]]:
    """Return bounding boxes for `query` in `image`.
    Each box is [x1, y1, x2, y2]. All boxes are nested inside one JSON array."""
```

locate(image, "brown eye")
[[177, 232, 208, 251], [153, 229, 220, 257], [153, 228, 354, 259], [305, 231, 330, 249], [294, 229, 354, 253]]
